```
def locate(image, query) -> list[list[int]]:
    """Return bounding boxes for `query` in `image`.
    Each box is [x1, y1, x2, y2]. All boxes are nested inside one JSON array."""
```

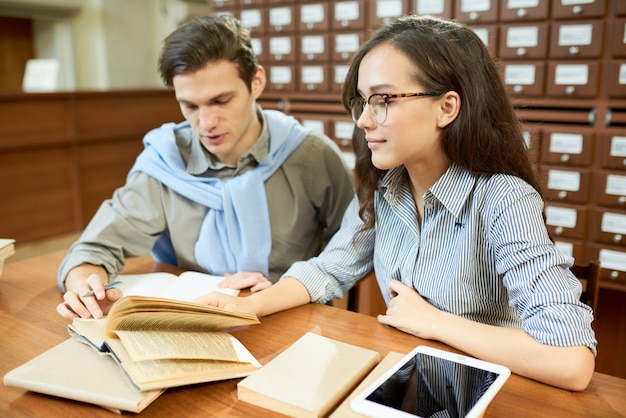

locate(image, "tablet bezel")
[[349, 345, 511, 418]]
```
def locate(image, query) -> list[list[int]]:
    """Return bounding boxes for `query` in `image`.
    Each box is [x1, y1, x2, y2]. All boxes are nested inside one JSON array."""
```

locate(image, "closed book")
[[4, 338, 164, 413], [237, 332, 380, 417]]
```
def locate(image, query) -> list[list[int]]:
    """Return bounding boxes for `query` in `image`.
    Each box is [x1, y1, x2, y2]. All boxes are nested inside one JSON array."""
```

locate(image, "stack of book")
[[0, 238, 15, 275]]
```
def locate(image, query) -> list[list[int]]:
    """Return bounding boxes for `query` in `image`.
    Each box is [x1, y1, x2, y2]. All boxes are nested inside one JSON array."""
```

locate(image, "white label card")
[[240, 9, 262, 28], [619, 64, 626, 85], [270, 7, 292, 26], [545, 206, 577, 228], [461, 0, 491, 12], [417, 0, 445, 14], [302, 66, 324, 84], [301, 4, 324, 23], [505, 65, 536, 85], [610, 136, 626, 158], [558, 24, 593, 46], [549, 133, 583, 154], [335, 65, 349, 84], [335, 34, 360, 53], [599, 249, 626, 272], [507, 26, 539, 48], [377, 0, 403, 18], [606, 175, 626, 196], [508, 0, 540, 8], [335, 121, 356, 139], [302, 36, 325, 54], [554, 240, 574, 257], [270, 67, 292, 84], [270, 37, 292, 55], [548, 170, 581, 192], [335, 1, 360, 21], [601, 213, 626, 235], [554, 64, 589, 86]]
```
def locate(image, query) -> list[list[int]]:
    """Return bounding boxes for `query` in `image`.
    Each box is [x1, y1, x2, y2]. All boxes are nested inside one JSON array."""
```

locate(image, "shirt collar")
[[180, 106, 269, 175], [380, 163, 477, 218]]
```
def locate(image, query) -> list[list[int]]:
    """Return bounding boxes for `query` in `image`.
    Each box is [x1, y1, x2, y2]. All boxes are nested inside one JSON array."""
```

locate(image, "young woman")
[[200, 15, 597, 391]]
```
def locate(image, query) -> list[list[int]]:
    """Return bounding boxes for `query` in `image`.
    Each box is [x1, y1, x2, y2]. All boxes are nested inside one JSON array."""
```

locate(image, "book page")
[[114, 330, 243, 361], [68, 318, 108, 351], [117, 272, 238, 302], [105, 338, 261, 391]]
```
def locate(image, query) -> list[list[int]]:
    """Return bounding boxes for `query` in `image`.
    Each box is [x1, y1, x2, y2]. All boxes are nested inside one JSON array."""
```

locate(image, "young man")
[[56, 15, 354, 320]]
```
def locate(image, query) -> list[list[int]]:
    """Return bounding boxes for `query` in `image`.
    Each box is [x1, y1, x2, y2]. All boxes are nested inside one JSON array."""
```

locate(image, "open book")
[[69, 295, 261, 391]]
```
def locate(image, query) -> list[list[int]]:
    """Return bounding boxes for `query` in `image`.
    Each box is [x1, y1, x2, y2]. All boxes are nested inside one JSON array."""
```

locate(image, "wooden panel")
[[0, 147, 77, 242], [0, 17, 34, 93], [77, 137, 145, 223], [73, 91, 180, 140]]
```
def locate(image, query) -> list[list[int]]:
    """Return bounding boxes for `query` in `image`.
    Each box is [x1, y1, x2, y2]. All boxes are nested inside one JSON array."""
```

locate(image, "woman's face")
[[354, 44, 446, 172]]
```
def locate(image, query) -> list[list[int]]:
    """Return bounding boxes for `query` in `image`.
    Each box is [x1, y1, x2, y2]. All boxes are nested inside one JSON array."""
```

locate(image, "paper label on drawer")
[[335, 34, 360, 53], [270, 7, 292, 26], [555, 64, 589, 86], [507, 26, 539, 48], [334, 65, 348, 84], [505, 65, 536, 85], [606, 175, 626, 196], [554, 240, 574, 257], [302, 66, 324, 84], [302, 119, 325, 134], [599, 249, 626, 272], [270, 37, 291, 55], [546, 206, 577, 228], [610, 136, 626, 158], [548, 170, 581, 192], [461, 0, 490, 12], [601, 212, 626, 234], [472, 28, 490, 46], [301, 4, 324, 23], [335, 121, 355, 140], [377, 0, 403, 18], [270, 67, 292, 84], [508, 0, 540, 7], [251, 38, 262, 55], [549, 133, 583, 154], [302, 36, 325, 54], [561, 0, 594, 5], [558, 24, 593, 46], [619, 64, 626, 85], [335, 2, 360, 21], [417, 0, 445, 14], [240, 9, 262, 28]]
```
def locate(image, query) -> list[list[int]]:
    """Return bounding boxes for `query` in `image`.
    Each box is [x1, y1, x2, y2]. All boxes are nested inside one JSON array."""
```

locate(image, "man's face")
[[173, 60, 265, 166]]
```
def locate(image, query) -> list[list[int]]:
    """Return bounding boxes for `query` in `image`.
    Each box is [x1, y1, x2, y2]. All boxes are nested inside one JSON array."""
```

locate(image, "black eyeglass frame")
[[349, 92, 439, 125]]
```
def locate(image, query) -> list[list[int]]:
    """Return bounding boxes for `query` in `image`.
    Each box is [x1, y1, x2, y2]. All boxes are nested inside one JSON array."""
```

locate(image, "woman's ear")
[[437, 91, 460, 128]]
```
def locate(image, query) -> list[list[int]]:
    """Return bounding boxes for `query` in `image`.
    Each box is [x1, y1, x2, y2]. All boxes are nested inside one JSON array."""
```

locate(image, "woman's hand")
[[377, 279, 441, 339]]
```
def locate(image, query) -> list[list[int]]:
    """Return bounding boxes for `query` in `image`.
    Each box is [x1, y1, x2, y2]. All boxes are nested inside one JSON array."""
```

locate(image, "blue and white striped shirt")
[[284, 163, 597, 352]]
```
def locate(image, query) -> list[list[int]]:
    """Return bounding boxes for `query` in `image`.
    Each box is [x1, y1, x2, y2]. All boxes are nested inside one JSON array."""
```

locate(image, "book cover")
[[4, 338, 164, 414], [237, 332, 380, 418]]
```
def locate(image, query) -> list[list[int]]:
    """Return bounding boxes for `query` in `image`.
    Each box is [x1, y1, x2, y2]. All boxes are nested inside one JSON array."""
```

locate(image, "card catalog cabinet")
[[209, 0, 626, 288]]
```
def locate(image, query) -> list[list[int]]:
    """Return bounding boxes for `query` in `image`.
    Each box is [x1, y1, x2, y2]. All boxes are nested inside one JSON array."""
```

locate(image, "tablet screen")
[[363, 350, 502, 418]]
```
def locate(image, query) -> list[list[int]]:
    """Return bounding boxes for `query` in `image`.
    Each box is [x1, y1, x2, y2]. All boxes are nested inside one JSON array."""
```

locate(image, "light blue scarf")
[[128, 110, 309, 277]]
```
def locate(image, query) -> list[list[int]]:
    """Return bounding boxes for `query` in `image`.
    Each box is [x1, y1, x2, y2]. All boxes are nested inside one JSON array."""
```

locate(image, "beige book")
[[237, 332, 380, 418], [330, 352, 405, 418], [68, 295, 262, 391], [4, 338, 164, 414]]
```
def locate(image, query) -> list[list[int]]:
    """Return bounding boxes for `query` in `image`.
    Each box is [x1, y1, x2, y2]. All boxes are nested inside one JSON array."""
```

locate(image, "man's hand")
[[218, 271, 272, 292], [56, 264, 122, 320]]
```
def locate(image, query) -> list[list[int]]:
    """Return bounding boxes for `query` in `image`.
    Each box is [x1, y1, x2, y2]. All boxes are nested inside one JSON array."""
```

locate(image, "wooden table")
[[1, 251, 625, 417]]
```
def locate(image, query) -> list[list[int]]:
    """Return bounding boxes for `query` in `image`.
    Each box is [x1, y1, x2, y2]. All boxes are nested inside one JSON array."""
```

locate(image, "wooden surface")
[[1, 251, 626, 417]]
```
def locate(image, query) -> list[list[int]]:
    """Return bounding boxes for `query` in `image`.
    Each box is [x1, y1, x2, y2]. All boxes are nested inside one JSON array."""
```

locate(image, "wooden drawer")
[[369, 0, 408, 28], [549, 20, 604, 59], [239, 7, 266, 35], [499, 22, 549, 60], [546, 61, 600, 98], [553, 238, 587, 261], [268, 4, 297, 33], [596, 132, 626, 170], [542, 167, 591, 204], [610, 18, 626, 58], [332, 32, 364, 63], [414, 0, 454, 18], [300, 34, 330, 63], [589, 245, 626, 286], [299, 2, 330, 32], [551, 0, 606, 20], [501, 61, 546, 96], [268, 36, 296, 63], [299, 65, 330, 93], [499, 0, 550, 21], [594, 171, 626, 209], [265, 66, 297, 92], [590, 208, 626, 248], [454, 0, 499, 23], [333, 0, 366, 30], [607, 60, 626, 99], [541, 126, 595, 167], [545, 203, 588, 240]]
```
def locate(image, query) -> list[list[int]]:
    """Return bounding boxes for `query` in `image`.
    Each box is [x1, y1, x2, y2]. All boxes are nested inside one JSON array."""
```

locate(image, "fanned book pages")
[[68, 295, 261, 391], [4, 338, 164, 414], [237, 332, 380, 418], [0, 238, 15, 275]]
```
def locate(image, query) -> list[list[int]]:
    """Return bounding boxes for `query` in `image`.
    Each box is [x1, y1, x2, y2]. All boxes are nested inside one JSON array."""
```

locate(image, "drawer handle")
[[614, 234, 623, 243], [517, 8, 528, 17]]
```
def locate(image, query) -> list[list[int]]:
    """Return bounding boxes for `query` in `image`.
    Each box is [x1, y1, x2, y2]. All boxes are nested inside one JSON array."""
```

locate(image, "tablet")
[[350, 346, 510, 418]]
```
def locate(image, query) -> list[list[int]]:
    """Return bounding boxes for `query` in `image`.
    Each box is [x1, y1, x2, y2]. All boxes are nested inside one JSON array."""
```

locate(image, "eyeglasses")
[[349, 92, 438, 125]]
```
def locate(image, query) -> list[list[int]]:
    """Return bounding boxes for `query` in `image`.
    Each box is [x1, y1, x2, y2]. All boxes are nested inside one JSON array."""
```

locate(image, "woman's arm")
[[378, 280, 595, 391]]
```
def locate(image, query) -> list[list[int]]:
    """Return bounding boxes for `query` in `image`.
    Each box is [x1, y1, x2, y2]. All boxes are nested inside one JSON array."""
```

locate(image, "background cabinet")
[[209, 0, 626, 378]]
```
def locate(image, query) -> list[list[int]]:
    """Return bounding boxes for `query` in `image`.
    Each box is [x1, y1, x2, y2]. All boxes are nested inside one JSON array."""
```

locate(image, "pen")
[[81, 280, 123, 298]]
